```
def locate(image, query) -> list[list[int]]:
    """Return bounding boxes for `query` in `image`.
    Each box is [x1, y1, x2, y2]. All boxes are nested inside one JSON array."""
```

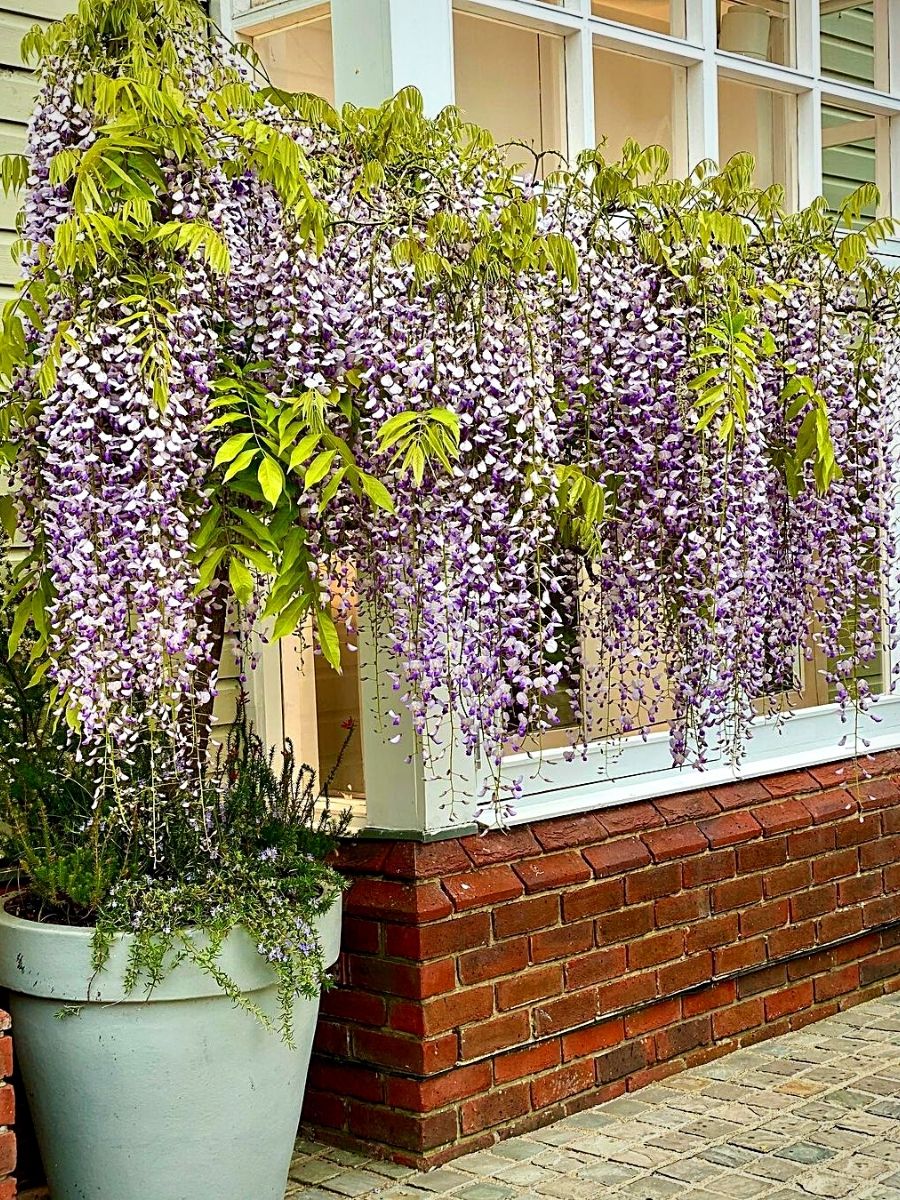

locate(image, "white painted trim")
[[232, 0, 329, 34]]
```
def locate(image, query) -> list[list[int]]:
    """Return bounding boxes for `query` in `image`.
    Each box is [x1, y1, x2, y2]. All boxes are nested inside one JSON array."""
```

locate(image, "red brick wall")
[[303, 755, 900, 1167], [0, 1012, 15, 1198]]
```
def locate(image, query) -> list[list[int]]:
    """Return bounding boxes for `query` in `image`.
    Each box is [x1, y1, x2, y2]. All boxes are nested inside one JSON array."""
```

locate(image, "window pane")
[[591, 0, 685, 37], [249, 17, 335, 102], [593, 48, 685, 171], [820, 2, 884, 90], [821, 104, 880, 215], [718, 0, 795, 68], [718, 77, 795, 200], [453, 13, 567, 174]]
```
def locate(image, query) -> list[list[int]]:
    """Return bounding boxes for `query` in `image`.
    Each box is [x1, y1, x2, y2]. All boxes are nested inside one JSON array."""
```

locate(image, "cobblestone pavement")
[[287, 993, 900, 1200]]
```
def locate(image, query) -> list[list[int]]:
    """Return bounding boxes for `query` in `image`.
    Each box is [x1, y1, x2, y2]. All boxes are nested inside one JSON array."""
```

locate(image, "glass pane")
[[592, 0, 686, 37], [718, 77, 795, 200], [593, 48, 685, 171], [718, 1, 795, 68], [453, 13, 567, 175], [820, 2, 884, 90], [249, 17, 335, 102], [822, 104, 880, 216]]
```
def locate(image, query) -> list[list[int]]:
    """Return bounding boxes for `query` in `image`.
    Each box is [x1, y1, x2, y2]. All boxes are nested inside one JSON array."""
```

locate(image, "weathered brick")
[[385, 913, 491, 961], [566, 946, 627, 990], [712, 997, 764, 1039], [642, 824, 708, 862], [654, 889, 709, 927], [686, 913, 739, 952], [342, 916, 381, 955], [860, 833, 900, 869], [344, 879, 453, 924], [300, 1088, 348, 1130], [595, 1040, 649, 1084], [711, 779, 770, 809], [765, 981, 814, 1021], [461, 1081, 530, 1134], [514, 850, 592, 894], [597, 903, 654, 943], [530, 920, 594, 964], [761, 770, 819, 798], [596, 973, 657, 1014], [533, 988, 600, 1037], [443, 865, 524, 911], [352, 1028, 458, 1075], [653, 790, 721, 823], [712, 875, 764, 912], [838, 871, 881, 906], [627, 929, 685, 970], [657, 952, 712, 996], [814, 964, 860, 1002], [859, 776, 900, 811], [684, 979, 737, 1016], [584, 837, 651, 876], [755, 799, 812, 835], [715, 938, 767, 974], [813, 848, 860, 884], [562, 879, 624, 922], [625, 998, 680, 1036], [386, 1062, 493, 1113], [531, 813, 606, 851], [683, 848, 736, 886], [308, 1061, 384, 1104], [461, 827, 540, 867], [768, 921, 817, 958], [459, 1010, 530, 1060], [320, 987, 388, 1027], [495, 1038, 562, 1082], [596, 802, 664, 836], [835, 813, 881, 847], [347, 1102, 457, 1153], [818, 907, 864, 942], [348, 954, 456, 999], [736, 837, 788, 873], [625, 863, 682, 903], [656, 1015, 712, 1060], [531, 1059, 595, 1109], [497, 964, 564, 1011], [736, 963, 787, 998], [382, 840, 472, 881], [789, 825, 837, 858], [389, 986, 493, 1036], [740, 898, 790, 937], [459, 940, 528, 985], [562, 1016, 624, 1061], [494, 893, 559, 939], [699, 811, 762, 848], [791, 884, 838, 922], [860, 945, 900, 984], [799, 787, 856, 824], [764, 861, 812, 898]]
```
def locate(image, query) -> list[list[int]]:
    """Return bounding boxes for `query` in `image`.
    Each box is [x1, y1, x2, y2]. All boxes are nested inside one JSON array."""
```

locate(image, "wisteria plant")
[[0, 0, 898, 997]]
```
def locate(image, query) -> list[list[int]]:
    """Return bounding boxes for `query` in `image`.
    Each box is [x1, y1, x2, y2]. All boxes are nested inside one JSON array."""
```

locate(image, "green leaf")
[[359, 472, 395, 514], [305, 450, 336, 489], [223, 447, 258, 482], [258, 456, 285, 507], [316, 604, 342, 671], [213, 432, 254, 468], [0, 494, 17, 541], [228, 556, 254, 605]]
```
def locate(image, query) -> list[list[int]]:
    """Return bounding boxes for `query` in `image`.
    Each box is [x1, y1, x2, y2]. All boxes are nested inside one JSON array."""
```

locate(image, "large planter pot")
[[0, 893, 342, 1200]]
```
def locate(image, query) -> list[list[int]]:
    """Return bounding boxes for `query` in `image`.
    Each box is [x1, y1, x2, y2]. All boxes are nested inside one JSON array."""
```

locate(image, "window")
[[719, 77, 796, 199], [821, 2, 885, 90], [822, 104, 881, 214], [227, 0, 900, 833], [592, 0, 686, 38], [718, 1, 795, 67], [247, 16, 335, 102], [453, 12, 567, 174], [593, 48, 687, 172]]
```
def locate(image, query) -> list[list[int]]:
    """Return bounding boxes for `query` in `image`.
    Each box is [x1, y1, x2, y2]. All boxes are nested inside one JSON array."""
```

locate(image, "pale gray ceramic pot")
[[0, 892, 341, 1200]]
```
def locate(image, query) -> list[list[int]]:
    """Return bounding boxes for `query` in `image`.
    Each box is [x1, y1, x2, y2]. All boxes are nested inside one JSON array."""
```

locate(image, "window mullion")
[[688, 0, 719, 169], [798, 85, 822, 207], [565, 24, 596, 158]]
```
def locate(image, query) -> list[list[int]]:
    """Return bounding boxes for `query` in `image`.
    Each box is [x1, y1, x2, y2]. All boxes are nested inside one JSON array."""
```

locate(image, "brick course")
[[304, 753, 900, 1167]]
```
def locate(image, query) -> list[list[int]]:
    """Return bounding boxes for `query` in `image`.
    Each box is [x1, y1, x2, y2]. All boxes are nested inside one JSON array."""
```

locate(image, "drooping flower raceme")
[[4, 0, 899, 822]]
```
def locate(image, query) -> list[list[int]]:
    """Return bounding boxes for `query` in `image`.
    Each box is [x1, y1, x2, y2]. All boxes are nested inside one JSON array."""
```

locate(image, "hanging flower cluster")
[[2, 0, 899, 817]]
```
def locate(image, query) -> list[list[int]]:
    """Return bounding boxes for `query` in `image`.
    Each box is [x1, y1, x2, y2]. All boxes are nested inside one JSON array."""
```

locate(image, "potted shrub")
[[0, 593, 350, 1200]]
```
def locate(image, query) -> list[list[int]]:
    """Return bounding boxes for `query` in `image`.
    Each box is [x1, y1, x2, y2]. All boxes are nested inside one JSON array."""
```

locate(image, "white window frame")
[[227, 0, 900, 835]]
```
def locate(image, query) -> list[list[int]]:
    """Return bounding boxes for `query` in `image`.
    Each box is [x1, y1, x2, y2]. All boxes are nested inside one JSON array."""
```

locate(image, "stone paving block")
[[795, 1170, 860, 1197], [323, 1170, 391, 1197], [533, 1179, 602, 1200], [289, 1160, 344, 1184], [682, 1116, 746, 1140], [492, 1141, 543, 1162], [710, 1174, 772, 1197], [410, 1168, 472, 1193], [494, 1165, 559, 1188], [857, 1076, 900, 1096], [368, 1162, 418, 1182], [699, 1145, 759, 1169], [322, 1150, 373, 1168], [569, 1134, 631, 1158], [656, 1155, 722, 1183], [646, 1132, 710, 1155], [869, 1101, 900, 1120], [745, 1155, 805, 1183], [528, 1127, 583, 1147], [453, 1185, 516, 1200], [616, 1177, 682, 1199], [609, 1146, 675, 1170], [732, 1129, 792, 1154], [776, 1143, 837, 1165], [458, 1157, 518, 1180], [574, 1161, 639, 1186]]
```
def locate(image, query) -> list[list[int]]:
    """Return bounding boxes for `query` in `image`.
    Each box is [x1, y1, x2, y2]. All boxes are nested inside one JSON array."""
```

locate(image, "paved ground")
[[287, 992, 900, 1200]]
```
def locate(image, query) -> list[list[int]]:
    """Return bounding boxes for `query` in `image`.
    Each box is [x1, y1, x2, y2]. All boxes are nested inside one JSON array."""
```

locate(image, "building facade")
[[2, 0, 900, 1169]]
